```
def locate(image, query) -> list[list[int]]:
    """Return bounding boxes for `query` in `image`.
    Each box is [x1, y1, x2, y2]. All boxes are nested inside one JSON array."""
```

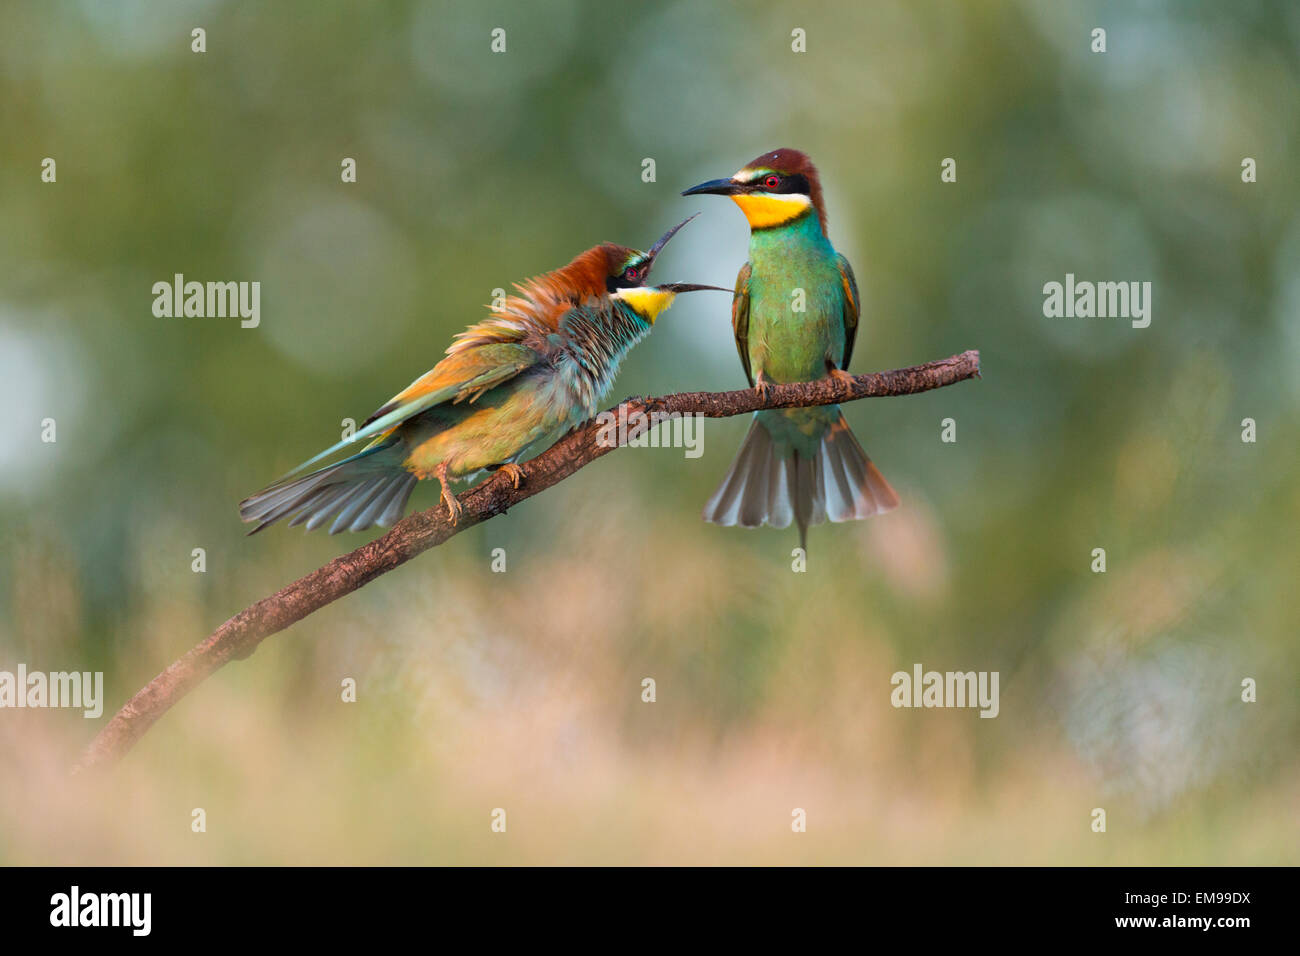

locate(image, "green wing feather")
[[837, 254, 860, 370], [282, 341, 540, 479], [731, 261, 753, 387]]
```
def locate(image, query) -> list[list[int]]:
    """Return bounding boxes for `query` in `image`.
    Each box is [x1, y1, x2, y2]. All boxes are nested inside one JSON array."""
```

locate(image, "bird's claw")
[[436, 463, 463, 524], [499, 463, 525, 489], [441, 488, 463, 525], [829, 368, 856, 393], [754, 374, 772, 400]]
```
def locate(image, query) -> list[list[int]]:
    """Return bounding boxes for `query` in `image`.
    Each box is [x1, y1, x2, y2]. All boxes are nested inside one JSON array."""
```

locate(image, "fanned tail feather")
[[702, 411, 898, 549], [240, 444, 417, 535]]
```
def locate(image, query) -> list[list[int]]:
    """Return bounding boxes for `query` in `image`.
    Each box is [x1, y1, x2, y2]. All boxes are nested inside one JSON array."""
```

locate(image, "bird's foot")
[[440, 486, 463, 525], [754, 373, 773, 400], [436, 464, 463, 525], [829, 367, 856, 389], [499, 463, 525, 489]]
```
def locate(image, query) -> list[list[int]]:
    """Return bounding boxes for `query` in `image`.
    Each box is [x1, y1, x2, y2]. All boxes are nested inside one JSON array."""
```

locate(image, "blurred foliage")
[[1, 0, 1297, 863]]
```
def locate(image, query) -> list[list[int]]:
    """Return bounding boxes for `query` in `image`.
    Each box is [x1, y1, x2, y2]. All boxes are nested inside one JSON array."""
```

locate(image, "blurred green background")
[[1, 0, 1297, 864]]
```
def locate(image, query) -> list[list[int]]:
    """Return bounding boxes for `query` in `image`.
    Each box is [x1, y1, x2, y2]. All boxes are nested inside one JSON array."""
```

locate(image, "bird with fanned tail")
[[240, 216, 724, 534], [684, 149, 899, 548]]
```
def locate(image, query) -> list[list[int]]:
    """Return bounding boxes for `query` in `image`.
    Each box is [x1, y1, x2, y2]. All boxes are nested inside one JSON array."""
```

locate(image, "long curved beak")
[[657, 283, 732, 293], [645, 213, 700, 271], [681, 177, 738, 197]]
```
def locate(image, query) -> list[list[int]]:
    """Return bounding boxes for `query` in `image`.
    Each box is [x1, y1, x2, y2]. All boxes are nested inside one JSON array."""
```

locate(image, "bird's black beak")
[[645, 213, 699, 272], [681, 177, 739, 197], [657, 283, 732, 294]]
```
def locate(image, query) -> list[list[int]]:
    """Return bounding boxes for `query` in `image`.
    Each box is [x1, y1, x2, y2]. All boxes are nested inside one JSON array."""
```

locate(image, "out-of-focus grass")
[[3, 477, 1297, 865]]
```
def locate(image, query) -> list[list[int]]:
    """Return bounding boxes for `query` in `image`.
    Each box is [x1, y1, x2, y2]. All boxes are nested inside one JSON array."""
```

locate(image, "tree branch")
[[74, 349, 980, 772]]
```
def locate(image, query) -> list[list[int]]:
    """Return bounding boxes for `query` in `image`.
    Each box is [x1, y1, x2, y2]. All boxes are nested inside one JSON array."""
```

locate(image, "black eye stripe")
[[607, 261, 647, 292], [744, 173, 810, 195], [775, 173, 809, 194]]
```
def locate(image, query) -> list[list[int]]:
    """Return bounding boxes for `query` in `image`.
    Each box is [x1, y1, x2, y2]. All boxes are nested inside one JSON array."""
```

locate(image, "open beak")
[[657, 283, 731, 293], [632, 217, 728, 308], [645, 213, 700, 272], [681, 177, 739, 197]]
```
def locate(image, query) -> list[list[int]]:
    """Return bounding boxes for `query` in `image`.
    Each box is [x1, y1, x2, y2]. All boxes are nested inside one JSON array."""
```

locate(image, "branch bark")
[[75, 349, 980, 772]]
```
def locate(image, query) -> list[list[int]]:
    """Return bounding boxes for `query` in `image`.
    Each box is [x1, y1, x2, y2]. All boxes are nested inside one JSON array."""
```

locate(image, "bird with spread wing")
[[240, 217, 723, 534]]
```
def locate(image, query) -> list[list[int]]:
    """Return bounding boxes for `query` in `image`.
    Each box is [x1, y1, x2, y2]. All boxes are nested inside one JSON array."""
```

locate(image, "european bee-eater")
[[683, 148, 899, 548], [240, 216, 721, 534]]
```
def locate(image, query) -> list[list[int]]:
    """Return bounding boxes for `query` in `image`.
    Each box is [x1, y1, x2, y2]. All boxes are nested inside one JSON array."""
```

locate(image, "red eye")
[[764, 175, 781, 189], [624, 267, 641, 281]]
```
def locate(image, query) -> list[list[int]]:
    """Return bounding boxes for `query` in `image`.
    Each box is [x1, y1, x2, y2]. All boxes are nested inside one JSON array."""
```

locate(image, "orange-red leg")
[[436, 462, 463, 524]]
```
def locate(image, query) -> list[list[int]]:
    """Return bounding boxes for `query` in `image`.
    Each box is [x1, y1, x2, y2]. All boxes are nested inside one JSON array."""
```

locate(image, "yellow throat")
[[731, 192, 812, 229], [612, 286, 676, 323]]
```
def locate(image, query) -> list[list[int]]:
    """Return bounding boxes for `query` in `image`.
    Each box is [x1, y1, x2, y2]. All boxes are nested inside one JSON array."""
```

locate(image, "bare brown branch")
[[74, 349, 980, 772]]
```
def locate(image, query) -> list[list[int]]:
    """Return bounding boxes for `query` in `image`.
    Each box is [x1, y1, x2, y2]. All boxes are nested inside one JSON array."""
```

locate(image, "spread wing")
[[731, 261, 753, 387], [282, 337, 541, 479], [837, 254, 860, 370]]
